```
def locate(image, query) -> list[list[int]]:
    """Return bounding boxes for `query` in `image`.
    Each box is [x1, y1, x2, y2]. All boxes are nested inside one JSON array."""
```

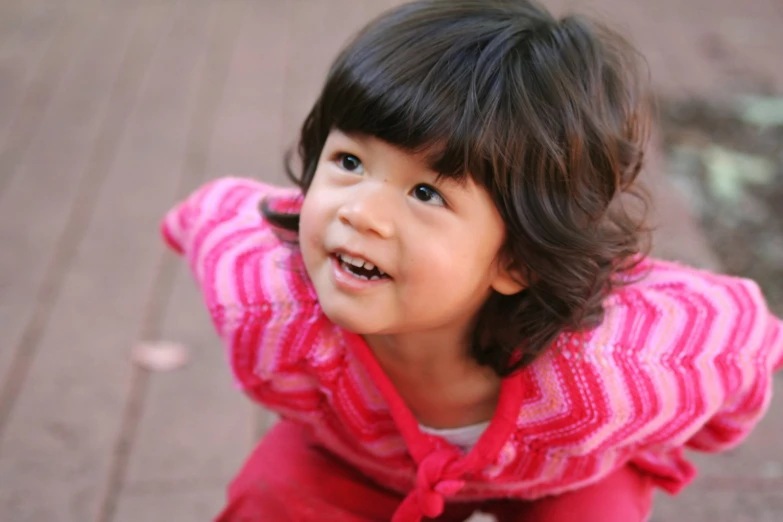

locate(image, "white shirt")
[[419, 421, 490, 451]]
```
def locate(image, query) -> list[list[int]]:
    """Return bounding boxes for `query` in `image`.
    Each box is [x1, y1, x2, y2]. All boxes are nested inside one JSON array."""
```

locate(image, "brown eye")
[[337, 153, 364, 173], [412, 184, 445, 206]]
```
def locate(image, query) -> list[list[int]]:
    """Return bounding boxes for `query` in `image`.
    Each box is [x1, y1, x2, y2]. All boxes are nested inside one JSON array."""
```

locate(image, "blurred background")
[[0, 1, 781, 521]]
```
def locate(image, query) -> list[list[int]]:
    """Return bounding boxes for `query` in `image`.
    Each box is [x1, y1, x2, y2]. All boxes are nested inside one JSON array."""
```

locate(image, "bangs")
[[275, 0, 652, 376], [317, 8, 531, 186]]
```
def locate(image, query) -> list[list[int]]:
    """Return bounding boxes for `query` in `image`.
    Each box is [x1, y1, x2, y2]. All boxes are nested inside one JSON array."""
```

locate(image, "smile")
[[329, 252, 391, 292], [334, 252, 389, 280]]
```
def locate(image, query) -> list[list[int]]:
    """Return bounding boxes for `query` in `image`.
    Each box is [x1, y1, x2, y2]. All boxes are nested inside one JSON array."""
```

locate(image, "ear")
[[490, 258, 526, 296]]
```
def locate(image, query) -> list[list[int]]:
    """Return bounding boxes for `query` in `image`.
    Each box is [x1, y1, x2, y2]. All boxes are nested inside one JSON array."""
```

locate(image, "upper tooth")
[[339, 253, 383, 273], [340, 253, 365, 267]]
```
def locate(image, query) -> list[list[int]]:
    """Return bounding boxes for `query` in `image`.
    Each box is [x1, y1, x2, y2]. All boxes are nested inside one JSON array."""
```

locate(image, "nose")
[[336, 184, 396, 239]]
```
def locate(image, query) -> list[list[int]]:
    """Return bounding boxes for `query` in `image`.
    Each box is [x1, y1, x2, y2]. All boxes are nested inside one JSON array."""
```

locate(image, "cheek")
[[402, 227, 503, 296], [405, 237, 484, 287], [298, 194, 326, 259], [298, 170, 331, 239]]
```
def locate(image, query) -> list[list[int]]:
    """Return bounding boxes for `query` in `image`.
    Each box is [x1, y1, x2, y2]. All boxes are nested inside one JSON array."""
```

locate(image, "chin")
[[320, 306, 380, 335]]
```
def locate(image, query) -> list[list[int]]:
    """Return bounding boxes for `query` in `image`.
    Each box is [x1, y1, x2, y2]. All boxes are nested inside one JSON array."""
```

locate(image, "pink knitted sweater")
[[162, 177, 783, 522]]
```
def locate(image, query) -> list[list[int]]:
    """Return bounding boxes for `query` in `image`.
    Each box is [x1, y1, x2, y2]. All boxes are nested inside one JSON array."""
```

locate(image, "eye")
[[335, 153, 364, 174], [411, 184, 445, 206]]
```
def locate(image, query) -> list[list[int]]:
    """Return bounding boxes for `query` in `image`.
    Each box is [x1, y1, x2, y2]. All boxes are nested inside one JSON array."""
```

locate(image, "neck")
[[363, 324, 484, 383], [363, 326, 502, 428]]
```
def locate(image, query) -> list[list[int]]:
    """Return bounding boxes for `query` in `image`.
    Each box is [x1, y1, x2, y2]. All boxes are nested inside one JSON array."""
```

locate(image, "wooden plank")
[[279, 0, 380, 142], [0, 0, 104, 198], [0, 0, 48, 44], [0, 0, 136, 423], [0, 1, 183, 521], [103, 2, 257, 521], [0, 0, 57, 138], [105, 0, 253, 507], [0, 0, 108, 390], [114, 273, 252, 522], [203, 0, 292, 186], [112, 487, 226, 522], [118, 0, 284, 501]]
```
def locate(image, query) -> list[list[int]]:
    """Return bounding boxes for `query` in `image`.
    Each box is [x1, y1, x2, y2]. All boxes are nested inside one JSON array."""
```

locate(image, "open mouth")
[[334, 252, 390, 281]]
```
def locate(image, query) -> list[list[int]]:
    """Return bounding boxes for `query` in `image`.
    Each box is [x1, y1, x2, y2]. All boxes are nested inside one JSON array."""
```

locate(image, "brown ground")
[[660, 98, 783, 315], [1, 1, 782, 521]]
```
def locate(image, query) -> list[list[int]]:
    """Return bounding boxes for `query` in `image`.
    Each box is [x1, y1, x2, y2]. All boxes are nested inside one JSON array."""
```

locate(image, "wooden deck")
[[1, 1, 781, 521]]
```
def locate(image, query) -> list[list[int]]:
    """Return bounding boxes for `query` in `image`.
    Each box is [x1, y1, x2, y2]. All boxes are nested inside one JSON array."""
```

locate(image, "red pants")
[[216, 421, 654, 521]]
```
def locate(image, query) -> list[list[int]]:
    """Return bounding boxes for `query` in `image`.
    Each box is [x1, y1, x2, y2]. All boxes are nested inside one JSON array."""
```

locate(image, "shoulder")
[[505, 257, 782, 453], [602, 257, 773, 357]]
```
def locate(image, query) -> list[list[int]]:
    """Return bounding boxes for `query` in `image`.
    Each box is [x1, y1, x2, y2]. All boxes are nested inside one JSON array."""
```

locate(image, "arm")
[[161, 178, 313, 393], [686, 277, 783, 452]]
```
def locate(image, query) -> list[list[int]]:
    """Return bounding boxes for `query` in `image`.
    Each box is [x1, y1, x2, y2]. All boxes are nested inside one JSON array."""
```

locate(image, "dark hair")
[[264, 0, 651, 377]]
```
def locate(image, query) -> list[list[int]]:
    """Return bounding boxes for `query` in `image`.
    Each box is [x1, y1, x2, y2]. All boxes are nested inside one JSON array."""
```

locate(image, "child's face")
[[299, 130, 523, 338]]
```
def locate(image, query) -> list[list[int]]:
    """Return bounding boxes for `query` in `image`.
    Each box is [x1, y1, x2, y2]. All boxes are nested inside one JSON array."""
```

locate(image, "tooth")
[[370, 275, 379, 280], [363, 261, 375, 271], [349, 257, 365, 268]]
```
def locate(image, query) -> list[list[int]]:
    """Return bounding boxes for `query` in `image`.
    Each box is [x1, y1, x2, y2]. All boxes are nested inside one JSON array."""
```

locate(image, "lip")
[[329, 255, 391, 292]]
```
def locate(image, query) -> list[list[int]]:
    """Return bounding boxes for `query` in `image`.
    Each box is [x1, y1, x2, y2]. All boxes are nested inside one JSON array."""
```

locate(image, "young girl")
[[162, 1, 783, 520]]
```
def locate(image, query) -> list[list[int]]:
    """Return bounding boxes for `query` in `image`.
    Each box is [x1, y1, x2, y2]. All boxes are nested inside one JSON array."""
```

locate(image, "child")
[[161, 1, 783, 520]]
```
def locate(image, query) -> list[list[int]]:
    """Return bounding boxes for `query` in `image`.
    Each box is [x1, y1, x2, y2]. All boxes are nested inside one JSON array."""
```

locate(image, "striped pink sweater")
[[162, 177, 783, 522]]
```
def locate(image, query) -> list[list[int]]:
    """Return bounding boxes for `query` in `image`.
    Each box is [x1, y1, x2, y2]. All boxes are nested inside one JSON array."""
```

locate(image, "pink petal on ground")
[[132, 341, 189, 372]]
